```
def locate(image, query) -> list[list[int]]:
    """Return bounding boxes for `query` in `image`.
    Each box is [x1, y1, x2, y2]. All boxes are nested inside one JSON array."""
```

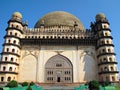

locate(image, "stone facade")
[[18, 46, 98, 83]]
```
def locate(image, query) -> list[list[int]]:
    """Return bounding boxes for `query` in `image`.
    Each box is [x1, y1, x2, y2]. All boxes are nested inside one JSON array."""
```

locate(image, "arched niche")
[[45, 54, 73, 83], [20, 55, 37, 82]]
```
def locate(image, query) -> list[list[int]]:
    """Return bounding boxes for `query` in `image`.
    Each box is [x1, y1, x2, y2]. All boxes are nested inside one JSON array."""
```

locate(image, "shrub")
[[100, 81, 111, 87], [6, 80, 18, 88], [116, 86, 120, 90], [26, 86, 32, 90], [89, 80, 100, 90], [21, 82, 29, 86], [30, 82, 34, 86]]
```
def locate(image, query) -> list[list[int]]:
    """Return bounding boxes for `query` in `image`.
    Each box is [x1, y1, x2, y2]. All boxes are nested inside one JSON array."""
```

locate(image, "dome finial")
[[12, 12, 22, 19], [96, 13, 106, 22], [74, 21, 78, 27]]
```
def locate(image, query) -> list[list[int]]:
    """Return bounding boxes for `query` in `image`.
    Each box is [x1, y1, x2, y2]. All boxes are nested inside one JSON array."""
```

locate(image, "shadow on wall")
[[82, 52, 98, 82]]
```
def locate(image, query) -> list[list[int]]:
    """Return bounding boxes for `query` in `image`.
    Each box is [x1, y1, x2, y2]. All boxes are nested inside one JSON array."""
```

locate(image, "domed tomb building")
[[0, 11, 119, 85]]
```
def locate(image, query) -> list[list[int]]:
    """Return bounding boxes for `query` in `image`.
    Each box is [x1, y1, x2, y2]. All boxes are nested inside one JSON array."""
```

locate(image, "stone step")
[[42, 86, 74, 90]]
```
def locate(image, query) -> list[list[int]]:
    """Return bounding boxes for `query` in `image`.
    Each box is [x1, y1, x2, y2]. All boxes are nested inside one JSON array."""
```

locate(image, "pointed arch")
[[45, 54, 73, 68], [45, 54, 73, 83]]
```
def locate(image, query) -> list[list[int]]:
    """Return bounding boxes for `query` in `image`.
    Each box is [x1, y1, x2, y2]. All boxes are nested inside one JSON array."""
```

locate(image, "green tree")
[[6, 80, 18, 88], [21, 82, 29, 86], [89, 80, 100, 90], [30, 82, 34, 86]]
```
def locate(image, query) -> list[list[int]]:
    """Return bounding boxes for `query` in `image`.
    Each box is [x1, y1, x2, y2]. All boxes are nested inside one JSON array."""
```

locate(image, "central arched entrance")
[[45, 54, 73, 83]]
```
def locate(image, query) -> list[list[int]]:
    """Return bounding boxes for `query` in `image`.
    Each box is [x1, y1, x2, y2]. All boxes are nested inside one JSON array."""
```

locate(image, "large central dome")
[[34, 11, 84, 30]]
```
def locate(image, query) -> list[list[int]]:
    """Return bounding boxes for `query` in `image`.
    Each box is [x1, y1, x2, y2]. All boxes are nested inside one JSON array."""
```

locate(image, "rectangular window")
[[56, 64, 62, 67]]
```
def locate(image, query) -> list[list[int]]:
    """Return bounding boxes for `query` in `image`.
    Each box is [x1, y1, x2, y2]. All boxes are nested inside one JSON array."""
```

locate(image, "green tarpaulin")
[[74, 85, 88, 90], [74, 85, 116, 90], [3, 87, 9, 90], [104, 86, 116, 90]]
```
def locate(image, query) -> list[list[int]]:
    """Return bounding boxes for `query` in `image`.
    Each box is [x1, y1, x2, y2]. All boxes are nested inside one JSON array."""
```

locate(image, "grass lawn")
[[115, 86, 120, 90]]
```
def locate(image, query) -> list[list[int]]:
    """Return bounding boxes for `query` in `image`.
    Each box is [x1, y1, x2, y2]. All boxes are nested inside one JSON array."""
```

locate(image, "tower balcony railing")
[[4, 35, 21, 40], [98, 70, 119, 75], [6, 27, 23, 34], [96, 44, 114, 49], [96, 28, 111, 32], [8, 19, 22, 25], [97, 36, 113, 40], [1, 52, 20, 57], [0, 71, 18, 74], [3, 43, 21, 49], [98, 61, 118, 66], [0, 61, 19, 66], [97, 52, 116, 58]]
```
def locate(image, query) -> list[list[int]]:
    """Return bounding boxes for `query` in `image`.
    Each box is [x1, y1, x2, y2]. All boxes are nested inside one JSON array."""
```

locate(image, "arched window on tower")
[[106, 40, 109, 44], [108, 49, 111, 53], [12, 49, 15, 53], [12, 24, 13, 27], [3, 66, 6, 71], [102, 49, 105, 53], [103, 58, 107, 62], [13, 40, 16, 44], [111, 67, 114, 71], [16, 25, 19, 28], [112, 76, 115, 81], [104, 25, 107, 29], [10, 32, 12, 35], [105, 32, 108, 36], [104, 67, 108, 71], [6, 48, 9, 52], [9, 67, 12, 71], [7, 77, 11, 81], [11, 58, 14, 62], [8, 39, 11, 43], [15, 33, 17, 36], [5, 57, 7, 61], [109, 57, 112, 62], [1, 77, 4, 82]]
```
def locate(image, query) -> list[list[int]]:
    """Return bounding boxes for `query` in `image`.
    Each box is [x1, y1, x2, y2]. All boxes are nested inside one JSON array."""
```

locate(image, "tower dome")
[[96, 13, 106, 22], [34, 11, 84, 30], [12, 12, 22, 19]]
